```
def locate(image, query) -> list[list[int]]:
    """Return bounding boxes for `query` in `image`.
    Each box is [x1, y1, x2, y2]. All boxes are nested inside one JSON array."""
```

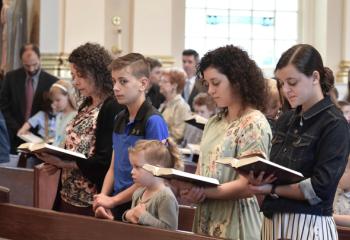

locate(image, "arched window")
[[185, 0, 299, 69]]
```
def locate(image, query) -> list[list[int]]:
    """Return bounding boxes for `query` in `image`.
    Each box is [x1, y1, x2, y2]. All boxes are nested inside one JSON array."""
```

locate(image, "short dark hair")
[[198, 45, 267, 111], [68, 42, 113, 98], [20, 44, 40, 58], [182, 49, 199, 62], [109, 53, 150, 79], [146, 57, 162, 70], [275, 44, 334, 96]]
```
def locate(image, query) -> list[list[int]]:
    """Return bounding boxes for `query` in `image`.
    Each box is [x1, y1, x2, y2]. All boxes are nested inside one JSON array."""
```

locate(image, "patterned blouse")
[[193, 110, 272, 240], [60, 104, 101, 207]]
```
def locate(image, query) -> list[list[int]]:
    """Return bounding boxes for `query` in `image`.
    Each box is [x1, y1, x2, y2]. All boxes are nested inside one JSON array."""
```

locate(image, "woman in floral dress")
[[180, 45, 272, 240], [36, 43, 123, 216]]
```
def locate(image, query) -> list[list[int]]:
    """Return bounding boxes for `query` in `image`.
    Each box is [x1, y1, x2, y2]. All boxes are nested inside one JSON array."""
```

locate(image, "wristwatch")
[[270, 184, 279, 199]]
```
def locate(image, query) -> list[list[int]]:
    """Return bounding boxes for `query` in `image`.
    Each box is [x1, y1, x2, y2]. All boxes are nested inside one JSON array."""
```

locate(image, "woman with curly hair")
[[36, 42, 123, 216], [179, 45, 272, 239]]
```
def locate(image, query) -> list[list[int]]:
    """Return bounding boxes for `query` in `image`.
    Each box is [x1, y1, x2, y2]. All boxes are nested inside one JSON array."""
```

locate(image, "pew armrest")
[[34, 163, 60, 209], [0, 186, 10, 203]]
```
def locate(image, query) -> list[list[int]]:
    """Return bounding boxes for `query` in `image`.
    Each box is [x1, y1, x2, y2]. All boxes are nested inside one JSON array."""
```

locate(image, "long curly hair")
[[197, 45, 267, 112], [68, 42, 113, 99]]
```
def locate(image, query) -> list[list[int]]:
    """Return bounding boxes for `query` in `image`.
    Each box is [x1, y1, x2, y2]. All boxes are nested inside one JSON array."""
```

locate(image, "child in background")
[[182, 93, 216, 145], [263, 78, 282, 135], [335, 101, 350, 215], [17, 91, 56, 143], [121, 139, 181, 230], [50, 80, 78, 147]]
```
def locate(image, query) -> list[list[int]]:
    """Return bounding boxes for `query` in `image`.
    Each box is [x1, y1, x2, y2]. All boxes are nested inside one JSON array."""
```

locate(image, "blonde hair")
[[49, 79, 77, 110], [128, 138, 183, 170], [263, 78, 282, 119]]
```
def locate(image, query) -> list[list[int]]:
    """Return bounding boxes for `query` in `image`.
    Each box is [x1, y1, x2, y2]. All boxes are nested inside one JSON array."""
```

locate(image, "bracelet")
[[270, 185, 279, 199]]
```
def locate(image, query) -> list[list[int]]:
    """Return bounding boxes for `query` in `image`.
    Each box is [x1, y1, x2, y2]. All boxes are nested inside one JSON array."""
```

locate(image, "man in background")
[[0, 43, 57, 153], [182, 49, 205, 110]]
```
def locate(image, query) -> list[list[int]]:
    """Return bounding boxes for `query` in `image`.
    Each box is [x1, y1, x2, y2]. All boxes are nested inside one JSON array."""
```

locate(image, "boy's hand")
[[93, 193, 115, 211], [95, 206, 114, 220]]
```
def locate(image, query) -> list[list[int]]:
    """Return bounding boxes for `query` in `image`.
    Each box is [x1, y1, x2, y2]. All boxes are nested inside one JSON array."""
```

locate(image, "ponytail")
[[128, 138, 184, 170], [163, 138, 184, 170], [321, 67, 335, 96]]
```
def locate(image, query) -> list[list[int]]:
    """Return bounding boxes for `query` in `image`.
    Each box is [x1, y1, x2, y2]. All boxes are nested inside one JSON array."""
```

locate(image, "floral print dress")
[[193, 110, 272, 240], [60, 104, 101, 207]]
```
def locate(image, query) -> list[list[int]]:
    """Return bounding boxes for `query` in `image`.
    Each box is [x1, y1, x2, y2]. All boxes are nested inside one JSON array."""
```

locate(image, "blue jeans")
[[0, 111, 10, 163]]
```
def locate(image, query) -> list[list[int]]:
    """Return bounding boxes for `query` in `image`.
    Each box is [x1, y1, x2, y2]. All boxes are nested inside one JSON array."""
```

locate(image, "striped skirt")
[[261, 213, 338, 240]]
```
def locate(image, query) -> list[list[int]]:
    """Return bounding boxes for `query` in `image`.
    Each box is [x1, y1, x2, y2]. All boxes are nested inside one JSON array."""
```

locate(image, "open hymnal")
[[185, 114, 208, 130], [17, 133, 44, 144], [142, 164, 219, 187], [179, 143, 200, 156], [216, 156, 304, 185], [17, 142, 86, 161]]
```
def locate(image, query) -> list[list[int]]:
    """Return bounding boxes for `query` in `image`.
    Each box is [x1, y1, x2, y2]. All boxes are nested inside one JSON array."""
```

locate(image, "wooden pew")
[[33, 163, 60, 209], [0, 203, 217, 239], [338, 226, 350, 240], [0, 166, 34, 206], [0, 186, 9, 203], [178, 205, 196, 232]]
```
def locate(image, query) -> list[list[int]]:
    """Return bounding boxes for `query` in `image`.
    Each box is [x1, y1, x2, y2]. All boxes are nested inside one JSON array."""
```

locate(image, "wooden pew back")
[[0, 186, 9, 203], [338, 226, 350, 240], [33, 163, 60, 209], [178, 205, 196, 232], [0, 203, 217, 240], [0, 166, 33, 206]]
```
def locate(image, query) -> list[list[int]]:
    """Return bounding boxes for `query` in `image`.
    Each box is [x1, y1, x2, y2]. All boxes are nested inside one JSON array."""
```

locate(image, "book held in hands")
[[142, 164, 220, 187], [185, 114, 208, 130], [216, 156, 304, 185], [17, 142, 86, 161], [17, 132, 44, 144]]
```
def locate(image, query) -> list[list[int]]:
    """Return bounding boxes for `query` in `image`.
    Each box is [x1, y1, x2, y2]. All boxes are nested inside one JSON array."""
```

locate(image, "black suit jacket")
[[185, 78, 206, 110], [0, 67, 58, 153]]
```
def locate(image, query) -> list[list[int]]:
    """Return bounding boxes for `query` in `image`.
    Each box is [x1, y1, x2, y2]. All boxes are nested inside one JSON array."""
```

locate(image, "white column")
[[336, 0, 350, 84]]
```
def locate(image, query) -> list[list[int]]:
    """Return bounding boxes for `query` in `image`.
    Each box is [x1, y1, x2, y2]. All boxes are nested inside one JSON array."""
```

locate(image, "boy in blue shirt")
[[93, 53, 168, 220]]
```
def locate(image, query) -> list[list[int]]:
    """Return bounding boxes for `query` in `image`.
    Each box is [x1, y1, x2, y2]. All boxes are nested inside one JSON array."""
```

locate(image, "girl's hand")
[[247, 171, 277, 186], [180, 186, 206, 204], [95, 206, 114, 220], [93, 193, 115, 211], [132, 203, 147, 219], [125, 209, 138, 223], [17, 128, 29, 136]]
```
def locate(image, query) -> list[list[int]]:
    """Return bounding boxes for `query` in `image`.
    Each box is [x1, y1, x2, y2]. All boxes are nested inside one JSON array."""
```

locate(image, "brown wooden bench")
[[0, 186, 217, 240], [338, 226, 350, 240], [178, 205, 196, 232], [0, 166, 34, 206], [0, 163, 59, 209]]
